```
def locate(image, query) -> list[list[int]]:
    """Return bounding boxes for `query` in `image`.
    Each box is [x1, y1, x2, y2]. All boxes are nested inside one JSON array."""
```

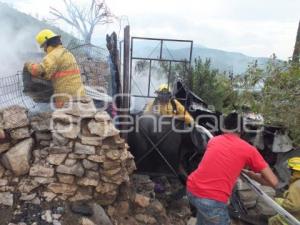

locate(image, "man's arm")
[[25, 54, 57, 80], [174, 100, 194, 125], [243, 167, 278, 188]]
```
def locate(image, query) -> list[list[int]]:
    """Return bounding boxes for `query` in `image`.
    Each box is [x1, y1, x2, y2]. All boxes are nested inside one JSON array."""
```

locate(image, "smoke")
[[0, 11, 41, 76]]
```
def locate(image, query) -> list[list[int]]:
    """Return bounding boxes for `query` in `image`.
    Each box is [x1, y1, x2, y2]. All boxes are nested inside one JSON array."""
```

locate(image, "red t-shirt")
[[187, 133, 268, 203]]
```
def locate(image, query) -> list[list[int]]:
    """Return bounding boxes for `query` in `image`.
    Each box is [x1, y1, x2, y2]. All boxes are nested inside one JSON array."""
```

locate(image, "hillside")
[[132, 44, 270, 75], [0, 2, 77, 75], [178, 47, 270, 74]]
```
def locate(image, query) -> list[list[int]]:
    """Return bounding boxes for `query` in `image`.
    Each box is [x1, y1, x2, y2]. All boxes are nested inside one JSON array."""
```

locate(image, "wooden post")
[[292, 20, 300, 63], [122, 25, 130, 139]]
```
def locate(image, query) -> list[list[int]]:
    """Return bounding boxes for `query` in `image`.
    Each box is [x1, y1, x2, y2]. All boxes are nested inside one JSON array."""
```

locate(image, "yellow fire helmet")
[[156, 84, 171, 93], [288, 157, 300, 171], [35, 29, 60, 47]]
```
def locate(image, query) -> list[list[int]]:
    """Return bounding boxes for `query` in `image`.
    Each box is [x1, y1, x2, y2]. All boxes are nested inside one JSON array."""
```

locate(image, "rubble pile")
[[105, 174, 192, 225]]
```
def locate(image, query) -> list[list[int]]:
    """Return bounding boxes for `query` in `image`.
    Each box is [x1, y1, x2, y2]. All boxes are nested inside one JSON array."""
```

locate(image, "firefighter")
[[24, 29, 85, 108], [269, 157, 300, 225], [144, 84, 194, 125]]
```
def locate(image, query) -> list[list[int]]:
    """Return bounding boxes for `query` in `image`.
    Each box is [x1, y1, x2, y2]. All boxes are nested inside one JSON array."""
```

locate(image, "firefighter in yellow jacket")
[[144, 84, 194, 125], [24, 29, 85, 108], [269, 157, 300, 225]]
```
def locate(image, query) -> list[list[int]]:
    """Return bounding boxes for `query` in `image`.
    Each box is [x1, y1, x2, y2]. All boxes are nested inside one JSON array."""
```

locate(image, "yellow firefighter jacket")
[[269, 171, 300, 225], [144, 98, 194, 125], [27, 45, 85, 107]]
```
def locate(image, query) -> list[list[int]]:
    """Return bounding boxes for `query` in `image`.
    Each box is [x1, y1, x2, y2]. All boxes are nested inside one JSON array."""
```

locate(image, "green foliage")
[[235, 56, 300, 146]]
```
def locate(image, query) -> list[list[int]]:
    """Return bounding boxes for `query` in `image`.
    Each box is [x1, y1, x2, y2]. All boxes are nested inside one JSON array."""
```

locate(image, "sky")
[[3, 0, 300, 59]]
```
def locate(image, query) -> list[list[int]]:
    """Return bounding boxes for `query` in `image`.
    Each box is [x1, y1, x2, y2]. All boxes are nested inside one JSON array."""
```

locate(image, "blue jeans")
[[187, 191, 231, 225]]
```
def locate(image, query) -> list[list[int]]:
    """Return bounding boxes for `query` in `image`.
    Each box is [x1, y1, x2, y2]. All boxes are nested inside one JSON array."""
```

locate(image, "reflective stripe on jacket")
[[27, 45, 85, 105]]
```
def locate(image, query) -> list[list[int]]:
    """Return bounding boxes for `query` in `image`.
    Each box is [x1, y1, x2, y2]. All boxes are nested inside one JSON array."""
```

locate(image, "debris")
[[71, 201, 93, 217], [0, 192, 13, 206], [1, 138, 33, 176]]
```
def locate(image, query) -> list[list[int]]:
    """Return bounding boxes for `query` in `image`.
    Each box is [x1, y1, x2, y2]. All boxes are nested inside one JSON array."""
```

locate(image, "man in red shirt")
[[187, 112, 278, 225]]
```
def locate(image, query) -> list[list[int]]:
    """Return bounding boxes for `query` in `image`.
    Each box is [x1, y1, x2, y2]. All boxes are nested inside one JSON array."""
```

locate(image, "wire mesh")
[[0, 71, 37, 110], [67, 39, 109, 62], [68, 41, 112, 93]]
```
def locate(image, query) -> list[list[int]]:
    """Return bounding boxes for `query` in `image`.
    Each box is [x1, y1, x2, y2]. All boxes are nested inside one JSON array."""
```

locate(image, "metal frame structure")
[[128, 36, 194, 177], [130, 37, 193, 99]]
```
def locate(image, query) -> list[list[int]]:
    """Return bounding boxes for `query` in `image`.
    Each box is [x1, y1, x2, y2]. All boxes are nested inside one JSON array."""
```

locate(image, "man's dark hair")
[[223, 112, 243, 132], [46, 36, 62, 47]]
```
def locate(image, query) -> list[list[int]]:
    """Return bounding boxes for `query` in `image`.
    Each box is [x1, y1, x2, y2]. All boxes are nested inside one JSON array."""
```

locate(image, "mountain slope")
[[0, 2, 77, 75], [132, 43, 270, 75], [182, 47, 269, 74]]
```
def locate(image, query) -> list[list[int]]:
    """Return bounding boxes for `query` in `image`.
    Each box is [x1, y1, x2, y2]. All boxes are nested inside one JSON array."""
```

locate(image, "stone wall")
[[0, 98, 135, 207], [0, 99, 191, 225]]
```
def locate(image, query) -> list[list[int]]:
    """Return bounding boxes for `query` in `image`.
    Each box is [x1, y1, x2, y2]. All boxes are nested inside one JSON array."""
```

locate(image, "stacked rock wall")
[[0, 98, 135, 207]]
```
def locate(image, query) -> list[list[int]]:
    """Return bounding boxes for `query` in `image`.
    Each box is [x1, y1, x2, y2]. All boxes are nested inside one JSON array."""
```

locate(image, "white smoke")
[[0, 13, 41, 76]]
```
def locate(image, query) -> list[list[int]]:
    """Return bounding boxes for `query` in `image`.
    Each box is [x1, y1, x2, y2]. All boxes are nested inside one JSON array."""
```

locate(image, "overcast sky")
[[3, 0, 300, 59]]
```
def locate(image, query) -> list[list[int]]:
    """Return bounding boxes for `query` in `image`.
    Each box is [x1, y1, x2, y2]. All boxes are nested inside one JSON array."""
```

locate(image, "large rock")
[[47, 154, 67, 165], [80, 136, 102, 146], [18, 178, 40, 193], [90, 203, 113, 225], [54, 122, 80, 139], [63, 99, 97, 118], [0, 142, 10, 154], [29, 165, 55, 177], [0, 192, 13, 206], [30, 112, 52, 131], [88, 120, 119, 138], [94, 111, 111, 122], [9, 127, 30, 140], [134, 194, 150, 208], [135, 214, 157, 224], [95, 182, 118, 194], [52, 110, 80, 124], [34, 177, 56, 184], [57, 174, 75, 184], [3, 106, 29, 129], [35, 131, 52, 141], [69, 187, 93, 202], [52, 132, 69, 146], [47, 146, 72, 154], [74, 142, 96, 155], [1, 138, 33, 176], [80, 217, 95, 225], [47, 183, 77, 196], [105, 150, 121, 160], [82, 159, 99, 171], [56, 163, 85, 177], [77, 171, 99, 187], [87, 155, 106, 163]]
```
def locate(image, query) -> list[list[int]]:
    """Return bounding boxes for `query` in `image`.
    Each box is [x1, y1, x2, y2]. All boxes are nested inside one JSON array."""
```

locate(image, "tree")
[[234, 56, 300, 146], [50, 0, 114, 44]]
